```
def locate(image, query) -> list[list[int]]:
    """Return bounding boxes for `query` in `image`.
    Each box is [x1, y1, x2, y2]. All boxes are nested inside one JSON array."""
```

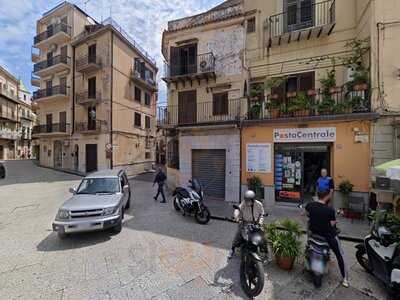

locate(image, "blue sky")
[[0, 0, 223, 104]]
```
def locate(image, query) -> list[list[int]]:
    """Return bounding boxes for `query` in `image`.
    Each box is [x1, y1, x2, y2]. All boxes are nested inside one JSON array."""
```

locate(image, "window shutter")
[[170, 47, 179, 76], [299, 72, 314, 91]]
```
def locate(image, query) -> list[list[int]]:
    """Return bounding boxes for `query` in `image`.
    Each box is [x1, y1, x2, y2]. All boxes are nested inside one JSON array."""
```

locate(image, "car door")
[[120, 175, 128, 207]]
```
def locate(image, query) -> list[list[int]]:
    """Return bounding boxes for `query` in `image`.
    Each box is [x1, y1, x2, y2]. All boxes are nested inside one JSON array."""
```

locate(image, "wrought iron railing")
[[33, 85, 68, 100], [0, 129, 20, 140], [32, 123, 70, 134], [269, 0, 335, 38], [34, 23, 71, 45], [76, 55, 102, 71], [75, 120, 107, 133], [248, 85, 370, 120], [76, 91, 102, 105], [33, 55, 70, 73], [132, 68, 157, 88], [157, 98, 244, 126], [164, 52, 215, 78]]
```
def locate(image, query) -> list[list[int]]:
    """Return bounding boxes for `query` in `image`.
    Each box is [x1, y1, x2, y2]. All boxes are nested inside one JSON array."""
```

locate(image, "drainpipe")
[[110, 32, 114, 169], [72, 45, 75, 135], [239, 113, 243, 204]]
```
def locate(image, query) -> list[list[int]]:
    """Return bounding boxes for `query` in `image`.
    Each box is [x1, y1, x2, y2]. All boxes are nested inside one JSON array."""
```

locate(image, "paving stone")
[[167, 277, 220, 300]]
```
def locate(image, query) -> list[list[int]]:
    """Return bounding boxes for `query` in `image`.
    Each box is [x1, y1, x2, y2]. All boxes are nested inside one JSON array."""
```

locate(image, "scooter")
[[355, 211, 400, 299], [172, 179, 211, 224], [233, 204, 268, 298]]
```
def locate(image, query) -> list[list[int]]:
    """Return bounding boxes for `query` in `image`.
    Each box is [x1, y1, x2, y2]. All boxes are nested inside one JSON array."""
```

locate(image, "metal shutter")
[[192, 149, 226, 199]]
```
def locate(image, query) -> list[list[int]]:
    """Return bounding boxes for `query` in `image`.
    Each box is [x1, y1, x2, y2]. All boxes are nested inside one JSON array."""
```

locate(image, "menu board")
[[246, 143, 272, 173]]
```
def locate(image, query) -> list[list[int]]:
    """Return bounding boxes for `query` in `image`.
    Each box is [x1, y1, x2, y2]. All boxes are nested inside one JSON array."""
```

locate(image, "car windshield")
[[76, 178, 120, 194]]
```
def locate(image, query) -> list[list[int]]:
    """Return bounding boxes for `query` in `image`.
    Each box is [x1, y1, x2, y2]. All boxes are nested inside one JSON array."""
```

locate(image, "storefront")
[[242, 120, 373, 208]]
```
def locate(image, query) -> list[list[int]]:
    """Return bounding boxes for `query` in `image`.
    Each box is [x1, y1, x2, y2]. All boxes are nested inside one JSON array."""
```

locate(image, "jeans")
[[326, 236, 348, 279], [155, 183, 166, 202]]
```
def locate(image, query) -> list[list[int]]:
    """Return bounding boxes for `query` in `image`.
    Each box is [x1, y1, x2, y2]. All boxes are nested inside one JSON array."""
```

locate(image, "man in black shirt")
[[153, 167, 167, 203], [305, 191, 349, 288]]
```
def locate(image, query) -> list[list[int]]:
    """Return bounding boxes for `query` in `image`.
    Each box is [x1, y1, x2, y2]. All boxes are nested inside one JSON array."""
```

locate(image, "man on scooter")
[[305, 190, 349, 288], [228, 190, 265, 259]]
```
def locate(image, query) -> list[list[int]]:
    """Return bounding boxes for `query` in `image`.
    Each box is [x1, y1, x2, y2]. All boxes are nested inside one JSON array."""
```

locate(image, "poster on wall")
[[246, 143, 272, 173]]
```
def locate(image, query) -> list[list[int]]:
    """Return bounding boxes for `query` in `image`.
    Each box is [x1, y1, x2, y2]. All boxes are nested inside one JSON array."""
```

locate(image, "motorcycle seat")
[[308, 234, 330, 247]]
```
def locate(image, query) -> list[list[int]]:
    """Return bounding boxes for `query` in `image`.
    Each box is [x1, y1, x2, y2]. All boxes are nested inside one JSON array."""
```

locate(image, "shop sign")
[[273, 127, 336, 143], [246, 143, 272, 173], [278, 191, 301, 199]]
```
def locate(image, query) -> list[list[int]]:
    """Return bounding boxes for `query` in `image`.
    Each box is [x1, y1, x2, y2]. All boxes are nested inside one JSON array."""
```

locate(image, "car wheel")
[[113, 220, 122, 234]]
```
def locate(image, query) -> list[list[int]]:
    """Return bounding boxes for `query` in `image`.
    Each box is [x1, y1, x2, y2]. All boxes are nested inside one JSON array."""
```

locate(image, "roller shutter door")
[[192, 149, 226, 199]]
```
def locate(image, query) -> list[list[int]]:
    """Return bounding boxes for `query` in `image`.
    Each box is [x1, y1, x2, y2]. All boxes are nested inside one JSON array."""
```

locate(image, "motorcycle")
[[355, 211, 400, 299], [233, 204, 267, 298], [172, 179, 211, 224]]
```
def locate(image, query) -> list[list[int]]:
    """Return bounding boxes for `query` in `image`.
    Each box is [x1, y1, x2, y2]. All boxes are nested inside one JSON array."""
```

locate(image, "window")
[[285, 0, 314, 32], [145, 115, 151, 129], [247, 17, 256, 33], [134, 86, 141, 102], [88, 44, 96, 63], [144, 92, 151, 106], [24, 95, 26, 101], [213, 92, 229, 115], [169, 43, 197, 76], [88, 77, 96, 98], [145, 152, 151, 159], [167, 139, 179, 169], [134, 112, 141, 128]]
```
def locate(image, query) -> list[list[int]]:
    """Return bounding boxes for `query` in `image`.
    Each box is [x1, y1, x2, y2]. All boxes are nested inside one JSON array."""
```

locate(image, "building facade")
[[0, 67, 34, 160], [32, 2, 157, 175], [160, 0, 247, 202]]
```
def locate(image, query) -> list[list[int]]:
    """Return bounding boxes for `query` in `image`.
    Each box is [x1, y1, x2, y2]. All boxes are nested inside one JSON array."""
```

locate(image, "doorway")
[[54, 140, 62, 169], [74, 144, 79, 171], [0, 145, 3, 160], [178, 90, 197, 125], [85, 144, 97, 173], [303, 150, 330, 201]]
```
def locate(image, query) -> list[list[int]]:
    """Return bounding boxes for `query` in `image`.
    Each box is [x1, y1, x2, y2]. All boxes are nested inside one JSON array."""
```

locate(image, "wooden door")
[[46, 114, 52, 132], [178, 90, 197, 125], [88, 77, 96, 98], [85, 144, 98, 173], [59, 111, 66, 132], [53, 141, 62, 169]]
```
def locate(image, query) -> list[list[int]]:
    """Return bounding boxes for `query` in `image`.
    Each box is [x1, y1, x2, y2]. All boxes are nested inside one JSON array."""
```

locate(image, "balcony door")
[[46, 114, 52, 133], [285, 0, 314, 32], [47, 52, 53, 67], [88, 44, 96, 64], [46, 80, 52, 97], [88, 106, 96, 130], [272, 71, 314, 97], [60, 77, 67, 95], [170, 44, 197, 76], [178, 90, 197, 125], [59, 111, 66, 132], [88, 77, 96, 99]]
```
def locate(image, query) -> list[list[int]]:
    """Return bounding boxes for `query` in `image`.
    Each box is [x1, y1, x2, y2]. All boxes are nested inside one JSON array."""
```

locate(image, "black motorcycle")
[[233, 205, 267, 297], [305, 232, 331, 287], [355, 212, 400, 299], [172, 179, 211, 224]]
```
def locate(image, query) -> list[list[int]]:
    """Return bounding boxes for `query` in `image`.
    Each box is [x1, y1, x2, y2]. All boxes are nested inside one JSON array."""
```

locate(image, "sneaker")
[[153, 197, 157, 201], [227, 249, 235, 259], [342, 279, 349, 288]]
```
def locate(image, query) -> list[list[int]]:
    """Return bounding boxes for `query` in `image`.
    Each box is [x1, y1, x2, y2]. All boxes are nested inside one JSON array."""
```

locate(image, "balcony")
[[76, 55, 102, 73], [31, 46, 40, 63], [0, 129, 20, 140], [0, 110, 18, 123], [32, 123, 70, 136], [31, 72, 40, 87], [131, 69, 157, 92], [75, 120, 107, 134], [268, 0, 335, 47], [34, 23, 71, 49], [33, 85, 69, 102], [157, 98, 244, 128], [33, 55, 71, 77], [76, 91, 102, 105], [163, 52, 216, 86], [246, 85, 372, 122]]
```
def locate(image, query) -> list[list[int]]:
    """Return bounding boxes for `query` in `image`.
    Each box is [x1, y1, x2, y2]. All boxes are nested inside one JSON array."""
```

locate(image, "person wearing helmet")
[[228, 190, 265, 259]]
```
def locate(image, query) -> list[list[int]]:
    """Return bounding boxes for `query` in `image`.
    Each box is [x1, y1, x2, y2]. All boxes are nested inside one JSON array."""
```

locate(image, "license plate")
[[311, 259, 324, 274]]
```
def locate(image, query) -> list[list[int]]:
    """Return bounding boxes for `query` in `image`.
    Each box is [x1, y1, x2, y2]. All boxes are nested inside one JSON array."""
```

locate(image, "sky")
[[0, 0, 224, 104]]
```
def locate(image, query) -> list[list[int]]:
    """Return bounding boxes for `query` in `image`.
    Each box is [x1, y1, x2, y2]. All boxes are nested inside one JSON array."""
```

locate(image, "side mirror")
[[69, 187, 76, 194], [123, 185, 129, 193]]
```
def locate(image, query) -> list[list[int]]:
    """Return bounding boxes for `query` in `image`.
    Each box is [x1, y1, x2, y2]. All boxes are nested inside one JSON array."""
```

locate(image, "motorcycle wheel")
[[312, 273, 322, 288], [240, 255, 265, 297], [195, 206, 211, 224], [173, 197, 181, 212], [356, 247, 372, 273]]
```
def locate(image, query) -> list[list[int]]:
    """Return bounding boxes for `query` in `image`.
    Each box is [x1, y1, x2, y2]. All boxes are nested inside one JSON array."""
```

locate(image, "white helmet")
[[244, 190, 256, 201]]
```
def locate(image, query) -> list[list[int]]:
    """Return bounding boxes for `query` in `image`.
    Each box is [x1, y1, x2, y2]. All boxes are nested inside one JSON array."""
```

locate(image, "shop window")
[[144, 92, 151, 106], [134, 86, 141, 102], [134, 112, 141, 128], [247, 17, 256, 33], [213, 92, 228, 115], [167, 139, 179, 169]]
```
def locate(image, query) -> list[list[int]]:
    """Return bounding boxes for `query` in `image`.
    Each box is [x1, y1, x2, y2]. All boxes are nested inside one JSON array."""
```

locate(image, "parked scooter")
[[233, 204, 268, 298], [172, 179, 211, 224], [355, 212, 400, 299]]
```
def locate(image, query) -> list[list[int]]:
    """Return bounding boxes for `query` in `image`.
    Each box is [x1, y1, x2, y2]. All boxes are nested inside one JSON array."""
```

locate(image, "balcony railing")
[[76, 91, 102, 105], [132, 68, 157, 90], [34, 23, 71, 45], [158, 98, 244, 127], [248, 85, 370, 121], [32, 123, 70, 135], [75, 120, 107, 133], [0, 129, 20, 140], [33, 55, 70, 73], [33, 85, 68, 101], [269, 0, 335, 42], [76, 55, 102, 73], [164, 52, 215, 79]]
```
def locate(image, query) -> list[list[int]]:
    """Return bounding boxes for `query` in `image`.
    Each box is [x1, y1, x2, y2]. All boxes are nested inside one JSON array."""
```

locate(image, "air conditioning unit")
[[199, 59, 211, 72]]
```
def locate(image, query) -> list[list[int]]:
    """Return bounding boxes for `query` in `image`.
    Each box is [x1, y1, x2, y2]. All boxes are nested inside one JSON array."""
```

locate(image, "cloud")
[[0, 0, 222, 104]]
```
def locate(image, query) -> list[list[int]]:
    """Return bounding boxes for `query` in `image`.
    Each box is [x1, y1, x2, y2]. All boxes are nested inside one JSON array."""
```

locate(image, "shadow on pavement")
[[36, 230, 114, 252]]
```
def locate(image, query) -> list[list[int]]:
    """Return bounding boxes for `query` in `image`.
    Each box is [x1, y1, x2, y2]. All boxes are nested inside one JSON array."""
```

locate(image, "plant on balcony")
[[288, 92, 311, 117], [279, 102, 290, 118], [249, 85, 264, 101], [342, 39, 370, 91], [350, 95, 368, 112], [265, 77, 284, 98], [318, 69, 337, 115], [265, 97, 280, 118], [248, 102, 262, 119]]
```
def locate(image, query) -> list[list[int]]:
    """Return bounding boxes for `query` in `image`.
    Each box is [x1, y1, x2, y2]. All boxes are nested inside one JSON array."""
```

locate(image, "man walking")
[[153, 167, 167, 203]]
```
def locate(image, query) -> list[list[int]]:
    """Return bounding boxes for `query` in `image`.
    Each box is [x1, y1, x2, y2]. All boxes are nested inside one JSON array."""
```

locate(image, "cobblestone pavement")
[[0, 160, 390, 299]]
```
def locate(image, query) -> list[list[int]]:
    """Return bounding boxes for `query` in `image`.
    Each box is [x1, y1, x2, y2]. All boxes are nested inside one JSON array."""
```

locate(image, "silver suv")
[[52, 169, 131, 238]]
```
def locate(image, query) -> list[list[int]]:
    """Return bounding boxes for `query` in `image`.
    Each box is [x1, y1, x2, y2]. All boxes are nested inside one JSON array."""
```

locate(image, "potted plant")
[[288, 92, 311, 117], [266, 219, 302, 271], [279, 102, 290, 118], [247, 175, 264, 200], [248, 102, 262, 119], [350, 95, 367, 112], [317, 97, 335, 115], [339, 179, 354, 217], [265, 98, 280, 118]]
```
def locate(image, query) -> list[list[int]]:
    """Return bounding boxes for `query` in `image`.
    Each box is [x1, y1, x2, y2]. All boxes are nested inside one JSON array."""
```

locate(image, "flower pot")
[[307, 89, 317, 96], [287, 91, 297, 98], [329, 87, 341, 94], [269, 94, 279, 100], [275, 255, 295, 271], [353, 83, 368, 91], [270, 108, 280, 119]]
